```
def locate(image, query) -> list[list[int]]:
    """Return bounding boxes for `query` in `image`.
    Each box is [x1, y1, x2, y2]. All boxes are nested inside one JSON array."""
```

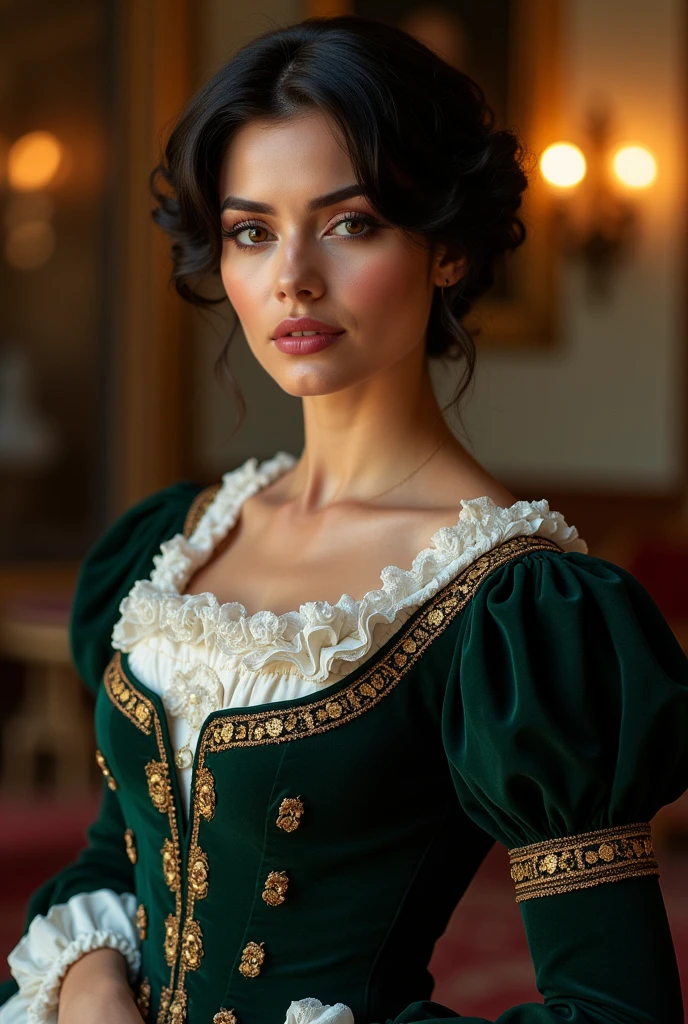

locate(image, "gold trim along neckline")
[[105, 533, 564, 752]]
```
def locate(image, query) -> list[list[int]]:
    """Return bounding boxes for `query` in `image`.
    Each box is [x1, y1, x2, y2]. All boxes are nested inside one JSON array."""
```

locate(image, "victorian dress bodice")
[[1, 450, 688, 1024]]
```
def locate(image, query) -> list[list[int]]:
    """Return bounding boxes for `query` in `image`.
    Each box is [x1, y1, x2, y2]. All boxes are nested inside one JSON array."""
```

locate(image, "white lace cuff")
[[285, 997, 355, 1024], [2, 889, 140, 1024]]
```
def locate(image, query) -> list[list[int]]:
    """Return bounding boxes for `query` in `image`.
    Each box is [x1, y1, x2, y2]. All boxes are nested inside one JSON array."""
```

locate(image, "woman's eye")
[[222, 221, 271, 247], [330, 215, 375, 237]]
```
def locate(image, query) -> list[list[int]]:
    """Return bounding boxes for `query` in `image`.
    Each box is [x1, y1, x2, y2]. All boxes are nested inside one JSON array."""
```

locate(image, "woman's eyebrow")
[[220, 183, 365, 215]]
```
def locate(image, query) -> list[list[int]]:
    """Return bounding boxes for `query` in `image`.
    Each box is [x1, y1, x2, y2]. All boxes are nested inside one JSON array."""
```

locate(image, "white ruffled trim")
[[112, 450, 588, 684], [5, 890, 140, 1024], [284, 997, 354, 1024]]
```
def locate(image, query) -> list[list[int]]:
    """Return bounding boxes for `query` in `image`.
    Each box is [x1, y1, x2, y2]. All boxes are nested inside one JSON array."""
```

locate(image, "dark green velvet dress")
[[2, 480, 688, 1024]]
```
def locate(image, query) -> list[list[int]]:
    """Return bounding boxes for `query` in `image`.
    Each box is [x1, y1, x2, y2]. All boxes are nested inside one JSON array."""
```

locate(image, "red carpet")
[[0, 797, 686, 1018]]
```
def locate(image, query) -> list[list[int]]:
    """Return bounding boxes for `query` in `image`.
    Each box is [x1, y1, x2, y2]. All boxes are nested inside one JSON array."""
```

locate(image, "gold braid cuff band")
[[508, 822, 659, 902]]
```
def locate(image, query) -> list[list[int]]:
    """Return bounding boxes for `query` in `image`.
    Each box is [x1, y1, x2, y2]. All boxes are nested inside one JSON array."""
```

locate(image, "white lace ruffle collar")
[[112, 450, 588, 683]]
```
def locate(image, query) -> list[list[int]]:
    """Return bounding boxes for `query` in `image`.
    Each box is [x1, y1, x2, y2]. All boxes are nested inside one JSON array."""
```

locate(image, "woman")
[[2, 14, 687, 1024]]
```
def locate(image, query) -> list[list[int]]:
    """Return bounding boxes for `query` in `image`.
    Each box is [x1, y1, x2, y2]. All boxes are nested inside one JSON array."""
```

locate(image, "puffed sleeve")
[[389, 547, 688, 1024], [0, 481, 205, 1020]]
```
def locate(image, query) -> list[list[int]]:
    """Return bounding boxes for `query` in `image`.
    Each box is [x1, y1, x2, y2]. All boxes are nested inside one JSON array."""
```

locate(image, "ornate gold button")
[[145, 760, 171, 814], [276, 796, 304, 832], [161, 837, 180, 891], [213, 1011, 238, 1024], [180, 918, 204, 972], [195, 765, 216, 821], [95, 748, 117, 790], [135, 903, 147, 941], [164, 913, 179, 966], [188, 843, 209, 900], [124, 828, 137, 864], [261, 870, 289, 906], [135, 976, 150, 1019], [238, 940, 265, 978]]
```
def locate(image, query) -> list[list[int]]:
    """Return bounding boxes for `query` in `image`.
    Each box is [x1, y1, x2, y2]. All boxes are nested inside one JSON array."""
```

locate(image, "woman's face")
[[218, 109, 454, 397]]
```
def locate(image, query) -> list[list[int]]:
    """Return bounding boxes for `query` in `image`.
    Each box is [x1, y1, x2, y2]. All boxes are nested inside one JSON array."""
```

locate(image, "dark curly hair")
[[151, 14, 530, 427]]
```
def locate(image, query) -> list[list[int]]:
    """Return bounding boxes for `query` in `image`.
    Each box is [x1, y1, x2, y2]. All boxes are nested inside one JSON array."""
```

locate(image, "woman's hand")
[[57, 947, 142, 1023]]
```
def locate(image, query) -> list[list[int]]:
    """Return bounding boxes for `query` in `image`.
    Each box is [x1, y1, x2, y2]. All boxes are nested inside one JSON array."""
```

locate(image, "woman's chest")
[[183, 498, 464, 614]]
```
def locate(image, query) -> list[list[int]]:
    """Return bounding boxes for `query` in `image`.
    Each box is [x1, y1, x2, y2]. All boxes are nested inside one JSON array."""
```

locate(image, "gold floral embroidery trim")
[[124, 827, 137, 864], [203, 535, 563, 750], [188, 844, 209, 900], [95, 748, 117, 790], [104, 656, 153, 734], [162, 837, 181, 892], [183, 483, 221, 539], [136, 977, 151, 1020], [102, 653, 182, 1010], [508, 822, 659, 902], [136, 903, 147, 941]]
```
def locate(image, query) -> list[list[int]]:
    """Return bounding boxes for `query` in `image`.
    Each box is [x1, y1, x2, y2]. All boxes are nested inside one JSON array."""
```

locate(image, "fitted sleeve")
[[0, 481, 204, 1019], [389, 548, 688, 1024]]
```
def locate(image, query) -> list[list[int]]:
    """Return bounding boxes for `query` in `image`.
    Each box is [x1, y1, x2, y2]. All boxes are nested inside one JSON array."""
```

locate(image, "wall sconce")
[[539, 107, 657, 300]]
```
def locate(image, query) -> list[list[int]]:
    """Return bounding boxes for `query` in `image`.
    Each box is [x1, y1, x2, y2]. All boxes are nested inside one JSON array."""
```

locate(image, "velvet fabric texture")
[[1, 483, 687, 1024]]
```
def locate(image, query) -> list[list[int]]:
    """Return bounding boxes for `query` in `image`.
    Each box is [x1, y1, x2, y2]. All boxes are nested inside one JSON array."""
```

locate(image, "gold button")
[[135, 903, 147, 941], [261, 870, 289, 906], [95, 748, 117, 790], [276, 796, 304, 832], [180, 918, 204, 972], [124, 828, 137, 865], [145, 760, 171, 814], [238, 940, 265, 978], [188, 843, 209, 900], [213, 1010, 238, 1024]]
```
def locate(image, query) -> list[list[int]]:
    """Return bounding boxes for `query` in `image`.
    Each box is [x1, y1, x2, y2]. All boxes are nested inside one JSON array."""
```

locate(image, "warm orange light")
[[7, 131, 64, 191], [612, 146, 657, 188], [540, 143, 587, 188]]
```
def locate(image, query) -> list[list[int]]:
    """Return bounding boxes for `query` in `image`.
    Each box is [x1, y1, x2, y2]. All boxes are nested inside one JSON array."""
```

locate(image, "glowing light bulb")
[[612, 146, 656, 188], [7, 131, 64, 191], [540, 143, 587, 188]]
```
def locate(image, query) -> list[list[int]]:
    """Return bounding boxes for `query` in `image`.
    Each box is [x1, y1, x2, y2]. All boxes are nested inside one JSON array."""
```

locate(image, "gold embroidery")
[[164, 913, 179, 966], [195, 765, 216, 821], [262, 870, 289, 906], [94, 748, 117, 790], [238, 940, 265, 979], [124, 828, 137, 864], [136, 976, 150, 1020], [146, 760, 172, 814], [183, 483, 222, 539], [180, 918, 204, 971], [213, 1010, 238, 1024], [188, 844, 209, 899], [162, 837, 180, 892], [168, 988, 187, 1024], [136, 903, 147, 940], [157, 986, 172, 1024], [203, 535, 564, 750], [104, 657, 153, 734], [509, 822, 659, 902], [276, 797, 304, 833]]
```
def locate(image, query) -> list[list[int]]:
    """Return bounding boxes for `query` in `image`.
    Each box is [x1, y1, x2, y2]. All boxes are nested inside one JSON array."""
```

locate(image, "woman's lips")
[[273, 331, 344, 354]]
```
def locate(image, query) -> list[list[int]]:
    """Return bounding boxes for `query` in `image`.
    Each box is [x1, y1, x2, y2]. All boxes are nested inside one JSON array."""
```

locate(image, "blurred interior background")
[[1, 0, 687, 1015]]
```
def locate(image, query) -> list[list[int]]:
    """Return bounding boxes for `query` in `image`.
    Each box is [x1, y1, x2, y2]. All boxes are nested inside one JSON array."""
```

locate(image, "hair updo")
[[151, 14, 530, 420]]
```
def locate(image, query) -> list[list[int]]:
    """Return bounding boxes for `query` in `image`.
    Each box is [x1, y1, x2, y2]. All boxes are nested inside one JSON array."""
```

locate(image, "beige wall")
[[192, 0, 687, 493], [438, 0, 686, 492]]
